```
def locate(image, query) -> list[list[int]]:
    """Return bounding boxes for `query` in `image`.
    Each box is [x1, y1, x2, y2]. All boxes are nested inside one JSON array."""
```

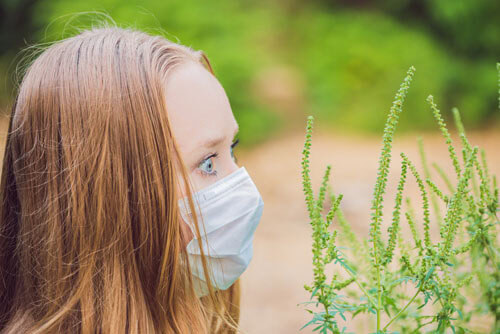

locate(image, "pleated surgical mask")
[[178, 166, 264, 297]]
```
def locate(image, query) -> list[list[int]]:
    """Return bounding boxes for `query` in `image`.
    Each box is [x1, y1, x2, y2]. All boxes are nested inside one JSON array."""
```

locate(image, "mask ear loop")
[[170, 139, 218, 301], [179, 189, 222, 291], [178, 183, 210, 255]]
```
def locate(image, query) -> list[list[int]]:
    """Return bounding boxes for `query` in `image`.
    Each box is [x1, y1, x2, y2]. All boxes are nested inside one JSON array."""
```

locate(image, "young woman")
[[0, 25, 264, 333]]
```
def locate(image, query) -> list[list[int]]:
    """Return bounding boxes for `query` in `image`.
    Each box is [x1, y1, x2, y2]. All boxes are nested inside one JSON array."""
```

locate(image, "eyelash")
[[198, 139, 239, 178]]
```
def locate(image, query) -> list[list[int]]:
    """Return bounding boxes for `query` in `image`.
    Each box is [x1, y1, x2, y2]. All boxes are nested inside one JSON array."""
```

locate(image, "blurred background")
[[0, 0, 499, 333]]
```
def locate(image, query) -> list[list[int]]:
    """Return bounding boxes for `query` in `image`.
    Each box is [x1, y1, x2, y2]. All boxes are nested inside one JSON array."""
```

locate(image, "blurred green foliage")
[[291, 8, 498, 132], [0, 0, 498, 145], [423, 0, 499, 58], [31, 0, 284, 146], [314, 0, 500, 59]]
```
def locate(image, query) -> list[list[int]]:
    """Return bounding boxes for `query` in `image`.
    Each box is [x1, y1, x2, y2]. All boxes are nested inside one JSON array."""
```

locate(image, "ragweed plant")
[[300, 64, 499, 333]]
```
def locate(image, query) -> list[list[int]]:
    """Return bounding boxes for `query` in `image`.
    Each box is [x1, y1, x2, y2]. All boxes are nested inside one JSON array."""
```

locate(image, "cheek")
[[174, 172, 194, 247], [192, 175, 214, 191], [179, 212, 194, 247], [175, 170, 189, 199], [175, 164, 208, 196], [186, 169, 217, 193]]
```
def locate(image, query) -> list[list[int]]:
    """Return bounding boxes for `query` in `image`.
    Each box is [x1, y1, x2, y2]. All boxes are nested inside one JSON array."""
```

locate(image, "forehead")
[[164, 61, 237, 153]]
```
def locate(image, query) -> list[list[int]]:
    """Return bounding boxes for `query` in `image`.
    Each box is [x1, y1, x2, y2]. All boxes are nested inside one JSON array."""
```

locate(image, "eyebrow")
[[202, 126, 239, 149]]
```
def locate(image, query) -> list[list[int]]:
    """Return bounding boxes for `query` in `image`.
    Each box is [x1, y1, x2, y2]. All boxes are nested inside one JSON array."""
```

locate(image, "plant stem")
[[383, 286, 422, 331], [411, 319, 434, 333], [485, 240, 499, 277], [343, 267, 378, 309], [485, 234, 498, 263], [377, 270, 381, 331]]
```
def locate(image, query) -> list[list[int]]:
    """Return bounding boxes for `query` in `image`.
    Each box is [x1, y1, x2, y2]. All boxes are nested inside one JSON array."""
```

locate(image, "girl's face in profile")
[[164, 62, 240, 242]]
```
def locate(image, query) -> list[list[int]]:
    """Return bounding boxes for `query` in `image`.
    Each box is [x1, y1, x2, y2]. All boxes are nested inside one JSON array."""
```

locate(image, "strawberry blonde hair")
[[0, 25, 240, 333]]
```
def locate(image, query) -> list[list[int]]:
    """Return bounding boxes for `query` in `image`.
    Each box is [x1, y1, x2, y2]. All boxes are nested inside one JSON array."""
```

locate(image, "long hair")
[[0, 25, 241, 333]]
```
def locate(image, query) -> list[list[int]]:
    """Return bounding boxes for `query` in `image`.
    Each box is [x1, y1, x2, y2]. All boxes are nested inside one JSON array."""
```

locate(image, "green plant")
[[300, 64, 499, 333]]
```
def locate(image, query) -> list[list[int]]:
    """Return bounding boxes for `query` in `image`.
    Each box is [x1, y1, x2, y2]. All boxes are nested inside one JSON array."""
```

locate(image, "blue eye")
[[197, 139, 239, 177], [198, 155, 217, 176]]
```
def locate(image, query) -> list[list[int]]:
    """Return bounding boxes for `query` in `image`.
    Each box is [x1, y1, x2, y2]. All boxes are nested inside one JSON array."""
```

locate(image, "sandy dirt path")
[[238, 129, 499, 334]]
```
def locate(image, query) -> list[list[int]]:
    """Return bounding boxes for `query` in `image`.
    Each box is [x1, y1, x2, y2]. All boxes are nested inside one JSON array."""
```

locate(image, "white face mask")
[[178, 166, 264, 297]]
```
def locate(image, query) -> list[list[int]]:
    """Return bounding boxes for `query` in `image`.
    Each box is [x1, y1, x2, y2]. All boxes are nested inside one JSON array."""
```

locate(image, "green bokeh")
[[28, 0, 286, 146], [291, 8, 497, 132], [1, 0, 498, 145]]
